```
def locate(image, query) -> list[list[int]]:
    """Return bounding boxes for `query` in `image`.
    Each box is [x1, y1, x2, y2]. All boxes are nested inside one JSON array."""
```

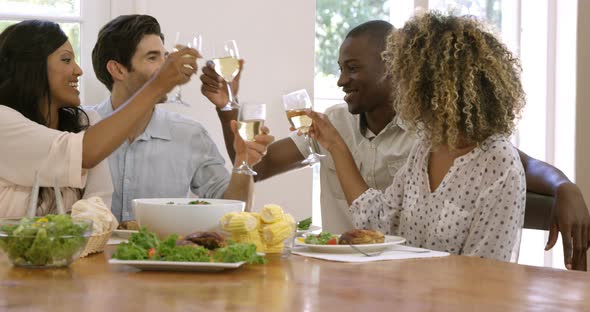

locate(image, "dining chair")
[[523, 191, 587, 271]]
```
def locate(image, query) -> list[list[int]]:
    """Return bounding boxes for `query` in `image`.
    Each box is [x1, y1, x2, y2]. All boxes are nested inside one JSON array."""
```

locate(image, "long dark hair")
[[0, 20, 89, 214], [0, 20, 89, 132]]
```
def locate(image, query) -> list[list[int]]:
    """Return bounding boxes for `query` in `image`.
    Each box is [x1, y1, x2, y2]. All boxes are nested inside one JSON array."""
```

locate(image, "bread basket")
[[80, 230, 112, 257]]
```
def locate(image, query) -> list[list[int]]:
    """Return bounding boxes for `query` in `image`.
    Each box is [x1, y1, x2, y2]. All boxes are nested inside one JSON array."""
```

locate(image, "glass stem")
[[243, 147, 249, 168], [305, 134, 314, 155], [226, 82, 234, 105]]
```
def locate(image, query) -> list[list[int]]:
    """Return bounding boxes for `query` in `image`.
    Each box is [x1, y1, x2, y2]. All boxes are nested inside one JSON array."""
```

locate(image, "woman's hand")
[[304, 110, 346, 153], [153, 47, 200, 94], [231, 120, 274, 167]]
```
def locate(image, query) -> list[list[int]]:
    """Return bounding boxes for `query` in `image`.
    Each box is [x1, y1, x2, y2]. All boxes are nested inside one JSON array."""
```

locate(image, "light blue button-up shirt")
[[86, 99, 230, 222]]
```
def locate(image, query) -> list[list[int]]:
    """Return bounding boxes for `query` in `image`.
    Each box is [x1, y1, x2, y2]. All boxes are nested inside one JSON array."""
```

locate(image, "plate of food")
[[295, 229, 406, 253], [108, 228, 266, 272], [108, 259, 247, 272]]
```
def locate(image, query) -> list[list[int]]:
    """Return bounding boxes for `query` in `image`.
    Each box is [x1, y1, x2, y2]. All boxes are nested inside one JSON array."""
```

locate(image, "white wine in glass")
[[213, 40, 240, 111], [234, 103, 266, 175], [212, 56, 240, 82], [237, 119, 264, 142], [286, 109, 313, 133], [283, 89, 325, 166]]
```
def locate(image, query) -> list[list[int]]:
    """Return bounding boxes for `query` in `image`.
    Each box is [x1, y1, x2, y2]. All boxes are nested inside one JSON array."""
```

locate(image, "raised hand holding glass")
[[169, 32, 202, 106], [283, 89, 325, 166], [212, 40, 240, 111], [234, 103, 266, 175]]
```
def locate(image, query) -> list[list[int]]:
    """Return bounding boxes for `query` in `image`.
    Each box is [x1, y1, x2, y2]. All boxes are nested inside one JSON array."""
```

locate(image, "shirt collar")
[[140, 108, 172, 141], [96, 98, 172, 141], [358, 112, 406, 139]]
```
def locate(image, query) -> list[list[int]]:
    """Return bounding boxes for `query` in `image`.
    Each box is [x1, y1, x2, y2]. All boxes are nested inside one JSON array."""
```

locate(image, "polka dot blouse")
[[350, 135, 526, 262]]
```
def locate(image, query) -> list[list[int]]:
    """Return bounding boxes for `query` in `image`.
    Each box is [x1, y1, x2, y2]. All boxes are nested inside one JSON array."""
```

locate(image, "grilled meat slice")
[[185, 231, 227, 250], [339, 229, 385, 245]]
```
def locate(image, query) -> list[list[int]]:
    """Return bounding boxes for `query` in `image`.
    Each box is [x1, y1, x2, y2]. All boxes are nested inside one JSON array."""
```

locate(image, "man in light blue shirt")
[[88, 15, 272, 222]]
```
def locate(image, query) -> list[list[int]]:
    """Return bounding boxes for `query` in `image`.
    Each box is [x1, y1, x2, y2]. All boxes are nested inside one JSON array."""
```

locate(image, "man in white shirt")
[[87, 15, 273, 221], [200, 20, 590, 270]]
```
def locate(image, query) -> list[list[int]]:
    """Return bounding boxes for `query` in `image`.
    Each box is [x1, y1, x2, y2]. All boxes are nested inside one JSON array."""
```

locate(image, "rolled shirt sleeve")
[[189, 128, 230, 199]]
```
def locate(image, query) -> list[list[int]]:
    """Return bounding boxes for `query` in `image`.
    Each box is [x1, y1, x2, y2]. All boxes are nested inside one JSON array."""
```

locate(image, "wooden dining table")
[[1, 247, 589, 312]]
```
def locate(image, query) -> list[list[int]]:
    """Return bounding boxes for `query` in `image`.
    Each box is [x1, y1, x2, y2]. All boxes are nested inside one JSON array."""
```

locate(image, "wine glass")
[[212, 40, 240, 111], [169, 32, 202, 106], [283, 89, 325, 166], [234, 103, 266, 175]]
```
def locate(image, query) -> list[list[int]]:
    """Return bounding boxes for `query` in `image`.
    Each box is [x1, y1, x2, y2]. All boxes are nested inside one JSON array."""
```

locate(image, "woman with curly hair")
[[306, 12, 526, 261]]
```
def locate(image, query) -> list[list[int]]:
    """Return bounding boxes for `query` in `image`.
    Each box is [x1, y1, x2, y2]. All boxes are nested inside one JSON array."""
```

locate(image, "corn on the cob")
[[220, 205, 293, 253], [227, 213, 258, 233], [261, 204, 284, 223], [264, 242, 285, 254], [262, 220, 293, 245], [219, 212, 239, 231], [283, 213, 296, 232]]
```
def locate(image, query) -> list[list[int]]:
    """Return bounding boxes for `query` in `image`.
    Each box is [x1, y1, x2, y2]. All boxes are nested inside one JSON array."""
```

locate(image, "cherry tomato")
[[326, 238, 338, 245]]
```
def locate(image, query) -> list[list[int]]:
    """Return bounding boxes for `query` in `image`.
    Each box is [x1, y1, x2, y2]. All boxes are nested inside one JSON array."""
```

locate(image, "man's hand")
[[230, 120, 274, 167], [200, 59, 244, 109], [545, 182, 590, 270]]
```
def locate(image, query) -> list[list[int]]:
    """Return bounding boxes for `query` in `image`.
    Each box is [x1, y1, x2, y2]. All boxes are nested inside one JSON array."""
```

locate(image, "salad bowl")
[[0, 215, 93, 268]]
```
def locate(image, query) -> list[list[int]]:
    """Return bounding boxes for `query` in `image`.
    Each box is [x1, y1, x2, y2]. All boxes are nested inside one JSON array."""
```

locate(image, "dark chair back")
[[524, 191, 587, 271], [524, 192, 553, 230]]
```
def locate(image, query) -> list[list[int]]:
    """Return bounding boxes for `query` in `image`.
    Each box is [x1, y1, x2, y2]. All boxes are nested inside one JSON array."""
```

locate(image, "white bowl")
[[132, 198, 245, 238]]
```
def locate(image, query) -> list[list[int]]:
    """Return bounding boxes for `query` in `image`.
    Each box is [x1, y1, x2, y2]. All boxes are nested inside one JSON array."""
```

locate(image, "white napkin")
[[292, 245, 450, 263]]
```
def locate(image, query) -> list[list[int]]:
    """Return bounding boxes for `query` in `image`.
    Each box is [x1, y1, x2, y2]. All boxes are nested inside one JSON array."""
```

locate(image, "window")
[[0, 0, 110, 105], [0, 0, 82, 61], [314, 0, 392, 113]]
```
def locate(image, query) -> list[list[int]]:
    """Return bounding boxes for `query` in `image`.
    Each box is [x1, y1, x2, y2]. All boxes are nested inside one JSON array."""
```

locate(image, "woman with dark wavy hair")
[[0, 20, 200, 217], [305, 12, 527, 262]]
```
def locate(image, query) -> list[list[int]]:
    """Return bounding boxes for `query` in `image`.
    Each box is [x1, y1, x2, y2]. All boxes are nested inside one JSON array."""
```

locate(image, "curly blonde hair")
[[383, 12, 525, 149]]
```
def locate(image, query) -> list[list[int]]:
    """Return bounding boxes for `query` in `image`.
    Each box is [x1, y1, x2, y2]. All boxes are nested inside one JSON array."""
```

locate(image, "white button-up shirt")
[[87, 99, 230, 222], [290, 103, 416, 233]]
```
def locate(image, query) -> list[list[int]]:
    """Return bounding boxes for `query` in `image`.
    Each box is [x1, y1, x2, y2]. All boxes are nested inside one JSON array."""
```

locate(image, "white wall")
[[88, 0, 316, 220]]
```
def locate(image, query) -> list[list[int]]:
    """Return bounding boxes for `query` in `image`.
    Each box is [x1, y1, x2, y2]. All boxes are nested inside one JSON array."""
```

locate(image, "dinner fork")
[[349, 245, 431, 257], [348, 245, 384, 257]]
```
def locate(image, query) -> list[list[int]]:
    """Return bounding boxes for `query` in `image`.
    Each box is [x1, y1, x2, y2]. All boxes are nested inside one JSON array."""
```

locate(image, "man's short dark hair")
[[92, 14, 164, 91], [345, 20, 394, 52]]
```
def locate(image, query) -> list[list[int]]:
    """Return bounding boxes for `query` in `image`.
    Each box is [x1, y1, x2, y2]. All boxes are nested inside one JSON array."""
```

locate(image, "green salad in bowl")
[[0, 215, 93, 268]]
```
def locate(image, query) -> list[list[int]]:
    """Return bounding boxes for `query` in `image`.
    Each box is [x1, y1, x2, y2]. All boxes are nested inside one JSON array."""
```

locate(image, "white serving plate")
[[108, 259, 246, 272], [296, 224, 321, 235], [295, 235, 406, 253], [112, 229, 138, 239]]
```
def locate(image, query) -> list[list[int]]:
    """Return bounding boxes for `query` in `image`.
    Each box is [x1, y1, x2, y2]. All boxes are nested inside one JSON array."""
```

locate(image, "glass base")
[[169, 96, 190, 107], [233, 163, 257, 176], [218, 102, 234, 111], [302, 153, 325, 166]]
